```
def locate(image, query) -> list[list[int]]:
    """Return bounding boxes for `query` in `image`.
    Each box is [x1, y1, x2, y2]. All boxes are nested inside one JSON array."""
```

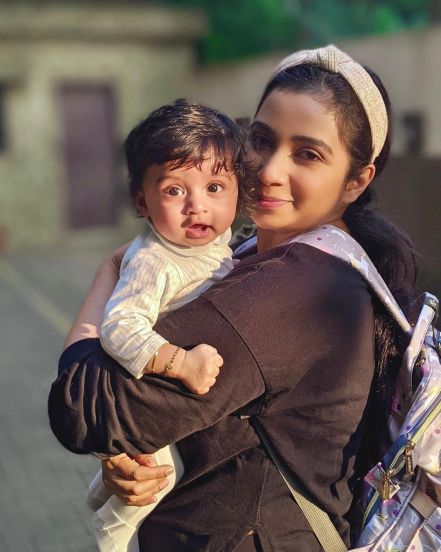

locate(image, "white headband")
[[269, 45, 388, 162]]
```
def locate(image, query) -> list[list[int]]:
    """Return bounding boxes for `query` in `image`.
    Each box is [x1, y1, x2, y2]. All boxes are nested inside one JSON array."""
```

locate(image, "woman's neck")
[[256, 219, 350, 252]]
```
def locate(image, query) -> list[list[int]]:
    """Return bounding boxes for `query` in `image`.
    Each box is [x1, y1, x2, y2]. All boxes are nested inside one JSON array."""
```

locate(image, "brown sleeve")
[[48, 296, 265, 457], [48, 241, 373, 467]]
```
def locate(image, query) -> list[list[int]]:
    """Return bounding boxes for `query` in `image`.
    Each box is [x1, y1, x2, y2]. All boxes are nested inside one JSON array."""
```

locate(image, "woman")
[[49, 45, 417, 550]]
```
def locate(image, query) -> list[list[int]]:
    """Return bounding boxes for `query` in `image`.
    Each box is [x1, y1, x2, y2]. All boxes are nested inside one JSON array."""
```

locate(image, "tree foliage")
[[156, 0, 430, 63]]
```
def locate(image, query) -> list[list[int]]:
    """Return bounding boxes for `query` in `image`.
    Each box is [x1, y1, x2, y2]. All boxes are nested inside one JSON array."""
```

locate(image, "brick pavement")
[[0, 247, 117, 552]]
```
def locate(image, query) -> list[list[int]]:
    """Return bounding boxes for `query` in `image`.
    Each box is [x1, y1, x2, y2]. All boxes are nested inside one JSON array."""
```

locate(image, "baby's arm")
[[144, 342, 223, 395], [101, 248, 223, 392], [100, 248, 171, 379]]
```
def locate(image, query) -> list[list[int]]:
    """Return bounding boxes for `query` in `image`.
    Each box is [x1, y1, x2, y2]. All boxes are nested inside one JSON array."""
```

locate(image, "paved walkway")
[[0, 246, 117, 552]]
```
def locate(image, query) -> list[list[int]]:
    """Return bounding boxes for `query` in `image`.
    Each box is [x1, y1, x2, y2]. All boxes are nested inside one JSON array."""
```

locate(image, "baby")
[[87, 99, 248, 551]]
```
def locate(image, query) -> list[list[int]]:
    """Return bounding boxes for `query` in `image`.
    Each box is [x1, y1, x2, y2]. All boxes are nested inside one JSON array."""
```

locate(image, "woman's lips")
[[257, 196, 293, 209]]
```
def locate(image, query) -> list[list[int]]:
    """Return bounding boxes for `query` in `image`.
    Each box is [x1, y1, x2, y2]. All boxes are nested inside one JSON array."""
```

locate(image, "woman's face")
[[248, 89, 361, 250]]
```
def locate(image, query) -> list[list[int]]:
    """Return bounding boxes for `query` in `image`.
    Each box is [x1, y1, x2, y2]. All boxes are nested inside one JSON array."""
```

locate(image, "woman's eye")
[[164, 186, 184, 197], [207, 182, 223, 193], [249, 133, 272, 151], [296, 149, 320, 161]]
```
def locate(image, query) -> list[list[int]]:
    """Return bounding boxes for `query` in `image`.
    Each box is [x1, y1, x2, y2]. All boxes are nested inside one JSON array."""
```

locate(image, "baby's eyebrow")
[[209, 172, 235, 181], [249, 120, 273, 134], [156, 175, 182, 185]]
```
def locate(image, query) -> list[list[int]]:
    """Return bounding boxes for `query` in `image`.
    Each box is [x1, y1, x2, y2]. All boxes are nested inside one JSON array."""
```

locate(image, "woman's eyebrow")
[[291, 135, 333, 155]]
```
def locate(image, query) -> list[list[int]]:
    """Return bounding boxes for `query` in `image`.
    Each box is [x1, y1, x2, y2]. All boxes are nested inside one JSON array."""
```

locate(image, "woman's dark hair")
[[124, 99, 250, 212], [256, 64, 419, 518]]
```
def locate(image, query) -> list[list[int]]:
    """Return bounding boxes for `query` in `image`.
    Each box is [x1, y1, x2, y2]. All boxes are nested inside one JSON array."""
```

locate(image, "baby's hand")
[[177, 344, 223, 395]]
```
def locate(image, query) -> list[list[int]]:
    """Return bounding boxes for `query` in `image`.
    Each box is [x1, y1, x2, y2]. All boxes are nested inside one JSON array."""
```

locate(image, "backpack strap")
[[251, 418, 348, 552], [288, 227, 441, 398], [234, 227, 412, 332], [288, 225, 412, 335], [403, 293, 439, 377], [237, 226, 438, 391]]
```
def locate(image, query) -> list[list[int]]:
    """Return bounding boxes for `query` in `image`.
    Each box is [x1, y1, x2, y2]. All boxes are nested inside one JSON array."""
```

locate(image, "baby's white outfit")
[[88, 223, 234, 552]]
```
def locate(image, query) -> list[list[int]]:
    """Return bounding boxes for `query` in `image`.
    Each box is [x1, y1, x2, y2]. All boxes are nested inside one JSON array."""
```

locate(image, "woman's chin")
[[251, 212, 295, 232]]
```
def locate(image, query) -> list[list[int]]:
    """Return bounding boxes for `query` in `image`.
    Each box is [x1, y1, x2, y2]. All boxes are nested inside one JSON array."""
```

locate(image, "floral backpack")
[[238, 225, 441, 551]]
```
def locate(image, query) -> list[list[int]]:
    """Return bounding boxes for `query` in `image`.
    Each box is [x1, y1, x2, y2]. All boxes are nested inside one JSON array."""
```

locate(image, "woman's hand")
[[63, 243, 130, 349], [101, 453, 174, 506]]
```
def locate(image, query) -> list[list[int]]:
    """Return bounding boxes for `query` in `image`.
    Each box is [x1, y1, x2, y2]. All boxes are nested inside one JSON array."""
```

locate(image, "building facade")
[[1, 8, 439, 293], [0, 5, 205, 250]]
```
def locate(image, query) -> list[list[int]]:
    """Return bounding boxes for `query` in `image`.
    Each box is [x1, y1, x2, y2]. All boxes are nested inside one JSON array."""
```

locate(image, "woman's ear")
[[344, 164, 376, 204]]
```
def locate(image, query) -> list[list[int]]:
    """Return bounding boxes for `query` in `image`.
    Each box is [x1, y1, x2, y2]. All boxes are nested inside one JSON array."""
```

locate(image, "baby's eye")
[[207, 182, 223, 193], [164, 186, 184, 197], [248, 133, 272, 152]]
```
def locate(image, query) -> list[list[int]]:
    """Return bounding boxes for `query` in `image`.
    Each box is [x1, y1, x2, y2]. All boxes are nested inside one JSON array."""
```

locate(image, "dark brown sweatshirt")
[[49, 242, 375, 551]]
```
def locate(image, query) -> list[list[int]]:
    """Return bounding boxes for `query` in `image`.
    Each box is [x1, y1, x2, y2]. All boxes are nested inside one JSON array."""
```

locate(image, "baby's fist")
[[180, 344, 223, 394]]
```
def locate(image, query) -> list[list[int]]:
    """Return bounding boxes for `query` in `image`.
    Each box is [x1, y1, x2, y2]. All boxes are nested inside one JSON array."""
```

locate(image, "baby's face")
[[136, 158, 238, 247]]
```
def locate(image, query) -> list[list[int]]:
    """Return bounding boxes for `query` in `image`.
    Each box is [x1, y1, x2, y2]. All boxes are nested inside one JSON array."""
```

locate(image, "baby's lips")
[[188, 223, 209, 229]]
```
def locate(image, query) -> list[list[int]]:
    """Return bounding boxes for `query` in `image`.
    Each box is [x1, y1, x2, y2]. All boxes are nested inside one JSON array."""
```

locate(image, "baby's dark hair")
[[124, 99, 250, 211]]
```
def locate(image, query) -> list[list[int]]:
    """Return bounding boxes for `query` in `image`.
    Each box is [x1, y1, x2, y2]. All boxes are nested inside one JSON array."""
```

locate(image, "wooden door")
[[58, 85, 117, 228]]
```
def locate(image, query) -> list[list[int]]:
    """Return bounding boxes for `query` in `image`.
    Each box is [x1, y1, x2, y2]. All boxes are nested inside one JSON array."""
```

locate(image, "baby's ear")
[[134, 191, 149, 217]]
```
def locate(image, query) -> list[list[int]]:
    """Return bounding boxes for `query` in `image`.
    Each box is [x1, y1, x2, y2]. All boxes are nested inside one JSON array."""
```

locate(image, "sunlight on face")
[[248, 89, 356, 250], [136, 158, 238, 247]]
